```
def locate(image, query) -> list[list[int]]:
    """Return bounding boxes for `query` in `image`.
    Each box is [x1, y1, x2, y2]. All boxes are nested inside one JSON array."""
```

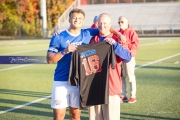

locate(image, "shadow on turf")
[[121, 112, 180, 120], [1, 89, 178, 119], [0, 102, 178, 120], [0, 98, 51, 110], [135, 65, 180, 70], [0, 105, 89, 119], [0, 89, 51, 98], [0, 89, 89, 119]]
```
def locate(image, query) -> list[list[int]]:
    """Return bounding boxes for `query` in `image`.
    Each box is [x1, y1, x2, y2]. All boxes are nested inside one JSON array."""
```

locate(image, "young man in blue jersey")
[[47, 8, 99, 120], [47, 8, 123, 120]]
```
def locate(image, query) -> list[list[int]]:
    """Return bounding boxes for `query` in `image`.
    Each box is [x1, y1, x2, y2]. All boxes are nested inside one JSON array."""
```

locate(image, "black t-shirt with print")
[[68, 41, 116, 109]]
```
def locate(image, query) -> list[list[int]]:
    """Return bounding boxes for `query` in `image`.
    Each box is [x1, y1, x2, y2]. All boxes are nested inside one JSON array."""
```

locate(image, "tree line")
[[0, 0, 73, 37]]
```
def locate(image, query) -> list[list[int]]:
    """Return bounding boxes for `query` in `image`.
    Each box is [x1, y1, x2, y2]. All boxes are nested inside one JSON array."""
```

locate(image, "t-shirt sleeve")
[[47, 35, 61, 53], [68, 50, 79, 86]]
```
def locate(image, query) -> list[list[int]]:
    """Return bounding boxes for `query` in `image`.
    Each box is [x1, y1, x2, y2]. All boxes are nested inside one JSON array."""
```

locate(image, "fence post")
[[156, 29, 159, 34], [77, 0, 80, 7], [141, 25, 144, 35], [172, 28, 174, 34]]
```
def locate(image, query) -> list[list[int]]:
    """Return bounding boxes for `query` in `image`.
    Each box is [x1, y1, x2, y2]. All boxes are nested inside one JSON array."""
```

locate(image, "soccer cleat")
[[120, 96, 128, 102], [128, 98, 137, 103]]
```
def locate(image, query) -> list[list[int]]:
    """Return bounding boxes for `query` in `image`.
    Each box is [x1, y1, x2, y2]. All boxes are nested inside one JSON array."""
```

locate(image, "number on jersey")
[[82, 55, 102, 76]]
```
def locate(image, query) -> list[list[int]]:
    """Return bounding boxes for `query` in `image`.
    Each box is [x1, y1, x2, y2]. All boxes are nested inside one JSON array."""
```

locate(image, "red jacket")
[[90, 34, 122, 95], [119, 26, 140, 57]]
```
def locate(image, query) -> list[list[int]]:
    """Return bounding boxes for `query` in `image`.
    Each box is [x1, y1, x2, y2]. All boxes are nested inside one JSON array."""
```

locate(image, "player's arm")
[[47, 35, 62, 64], [46, 35, 77, 64], [47, 52, 63, 64], [47, 44, 77, 64], [105, 38, 131, 62], [110, 28, 126, 44]]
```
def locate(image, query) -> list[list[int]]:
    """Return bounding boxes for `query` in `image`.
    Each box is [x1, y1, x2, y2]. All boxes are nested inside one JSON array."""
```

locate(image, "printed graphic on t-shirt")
[[80, 49, 102, 76]]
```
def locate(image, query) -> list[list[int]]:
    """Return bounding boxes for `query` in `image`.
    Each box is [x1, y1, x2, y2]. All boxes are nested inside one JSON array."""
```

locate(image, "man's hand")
[[117, 33, 126, 44], [105, 38, 116, 45], [64, 44, 77, 54], [46, 44, 77, 64]]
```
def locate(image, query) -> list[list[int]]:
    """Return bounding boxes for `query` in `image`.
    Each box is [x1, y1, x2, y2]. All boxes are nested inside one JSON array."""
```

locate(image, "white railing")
[[84, 0, 176, 4], [130, 24, 180, 34], [49, 1, 180, 36]]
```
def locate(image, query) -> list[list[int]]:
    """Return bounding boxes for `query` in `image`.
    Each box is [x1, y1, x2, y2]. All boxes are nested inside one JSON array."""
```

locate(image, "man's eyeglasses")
[[118, 21, 124, 24]]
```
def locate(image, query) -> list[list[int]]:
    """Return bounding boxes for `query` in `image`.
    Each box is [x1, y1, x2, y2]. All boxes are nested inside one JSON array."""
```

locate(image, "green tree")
[[0, 0, 19, 36], [0, 0, 41, 37], [0, 0, 73, 37]]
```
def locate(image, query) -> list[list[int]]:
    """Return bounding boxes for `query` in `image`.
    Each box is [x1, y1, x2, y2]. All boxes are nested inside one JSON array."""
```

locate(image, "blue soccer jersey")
[[47, 28, 99, 81]]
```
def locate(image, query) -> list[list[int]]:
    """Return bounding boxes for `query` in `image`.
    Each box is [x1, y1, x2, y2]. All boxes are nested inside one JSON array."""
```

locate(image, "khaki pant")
[[121, 57, 136, 98], [88, 95, 120, 120]]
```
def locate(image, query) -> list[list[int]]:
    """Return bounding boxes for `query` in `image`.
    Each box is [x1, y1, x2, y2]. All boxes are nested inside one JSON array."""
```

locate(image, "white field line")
[[1, 48, 47, 55], [0, 53, 180, 114], [140, 40, 171, 47], [0, 43, 45, 48], [0, 40, 172, 55], [0, 64, 33, 72], [135, 53, 180, 69], [0, 96, 51, 115]]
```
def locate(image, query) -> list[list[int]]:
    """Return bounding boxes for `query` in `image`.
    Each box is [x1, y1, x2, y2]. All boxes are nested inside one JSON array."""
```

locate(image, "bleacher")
[[55, 2, 180, 36]]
